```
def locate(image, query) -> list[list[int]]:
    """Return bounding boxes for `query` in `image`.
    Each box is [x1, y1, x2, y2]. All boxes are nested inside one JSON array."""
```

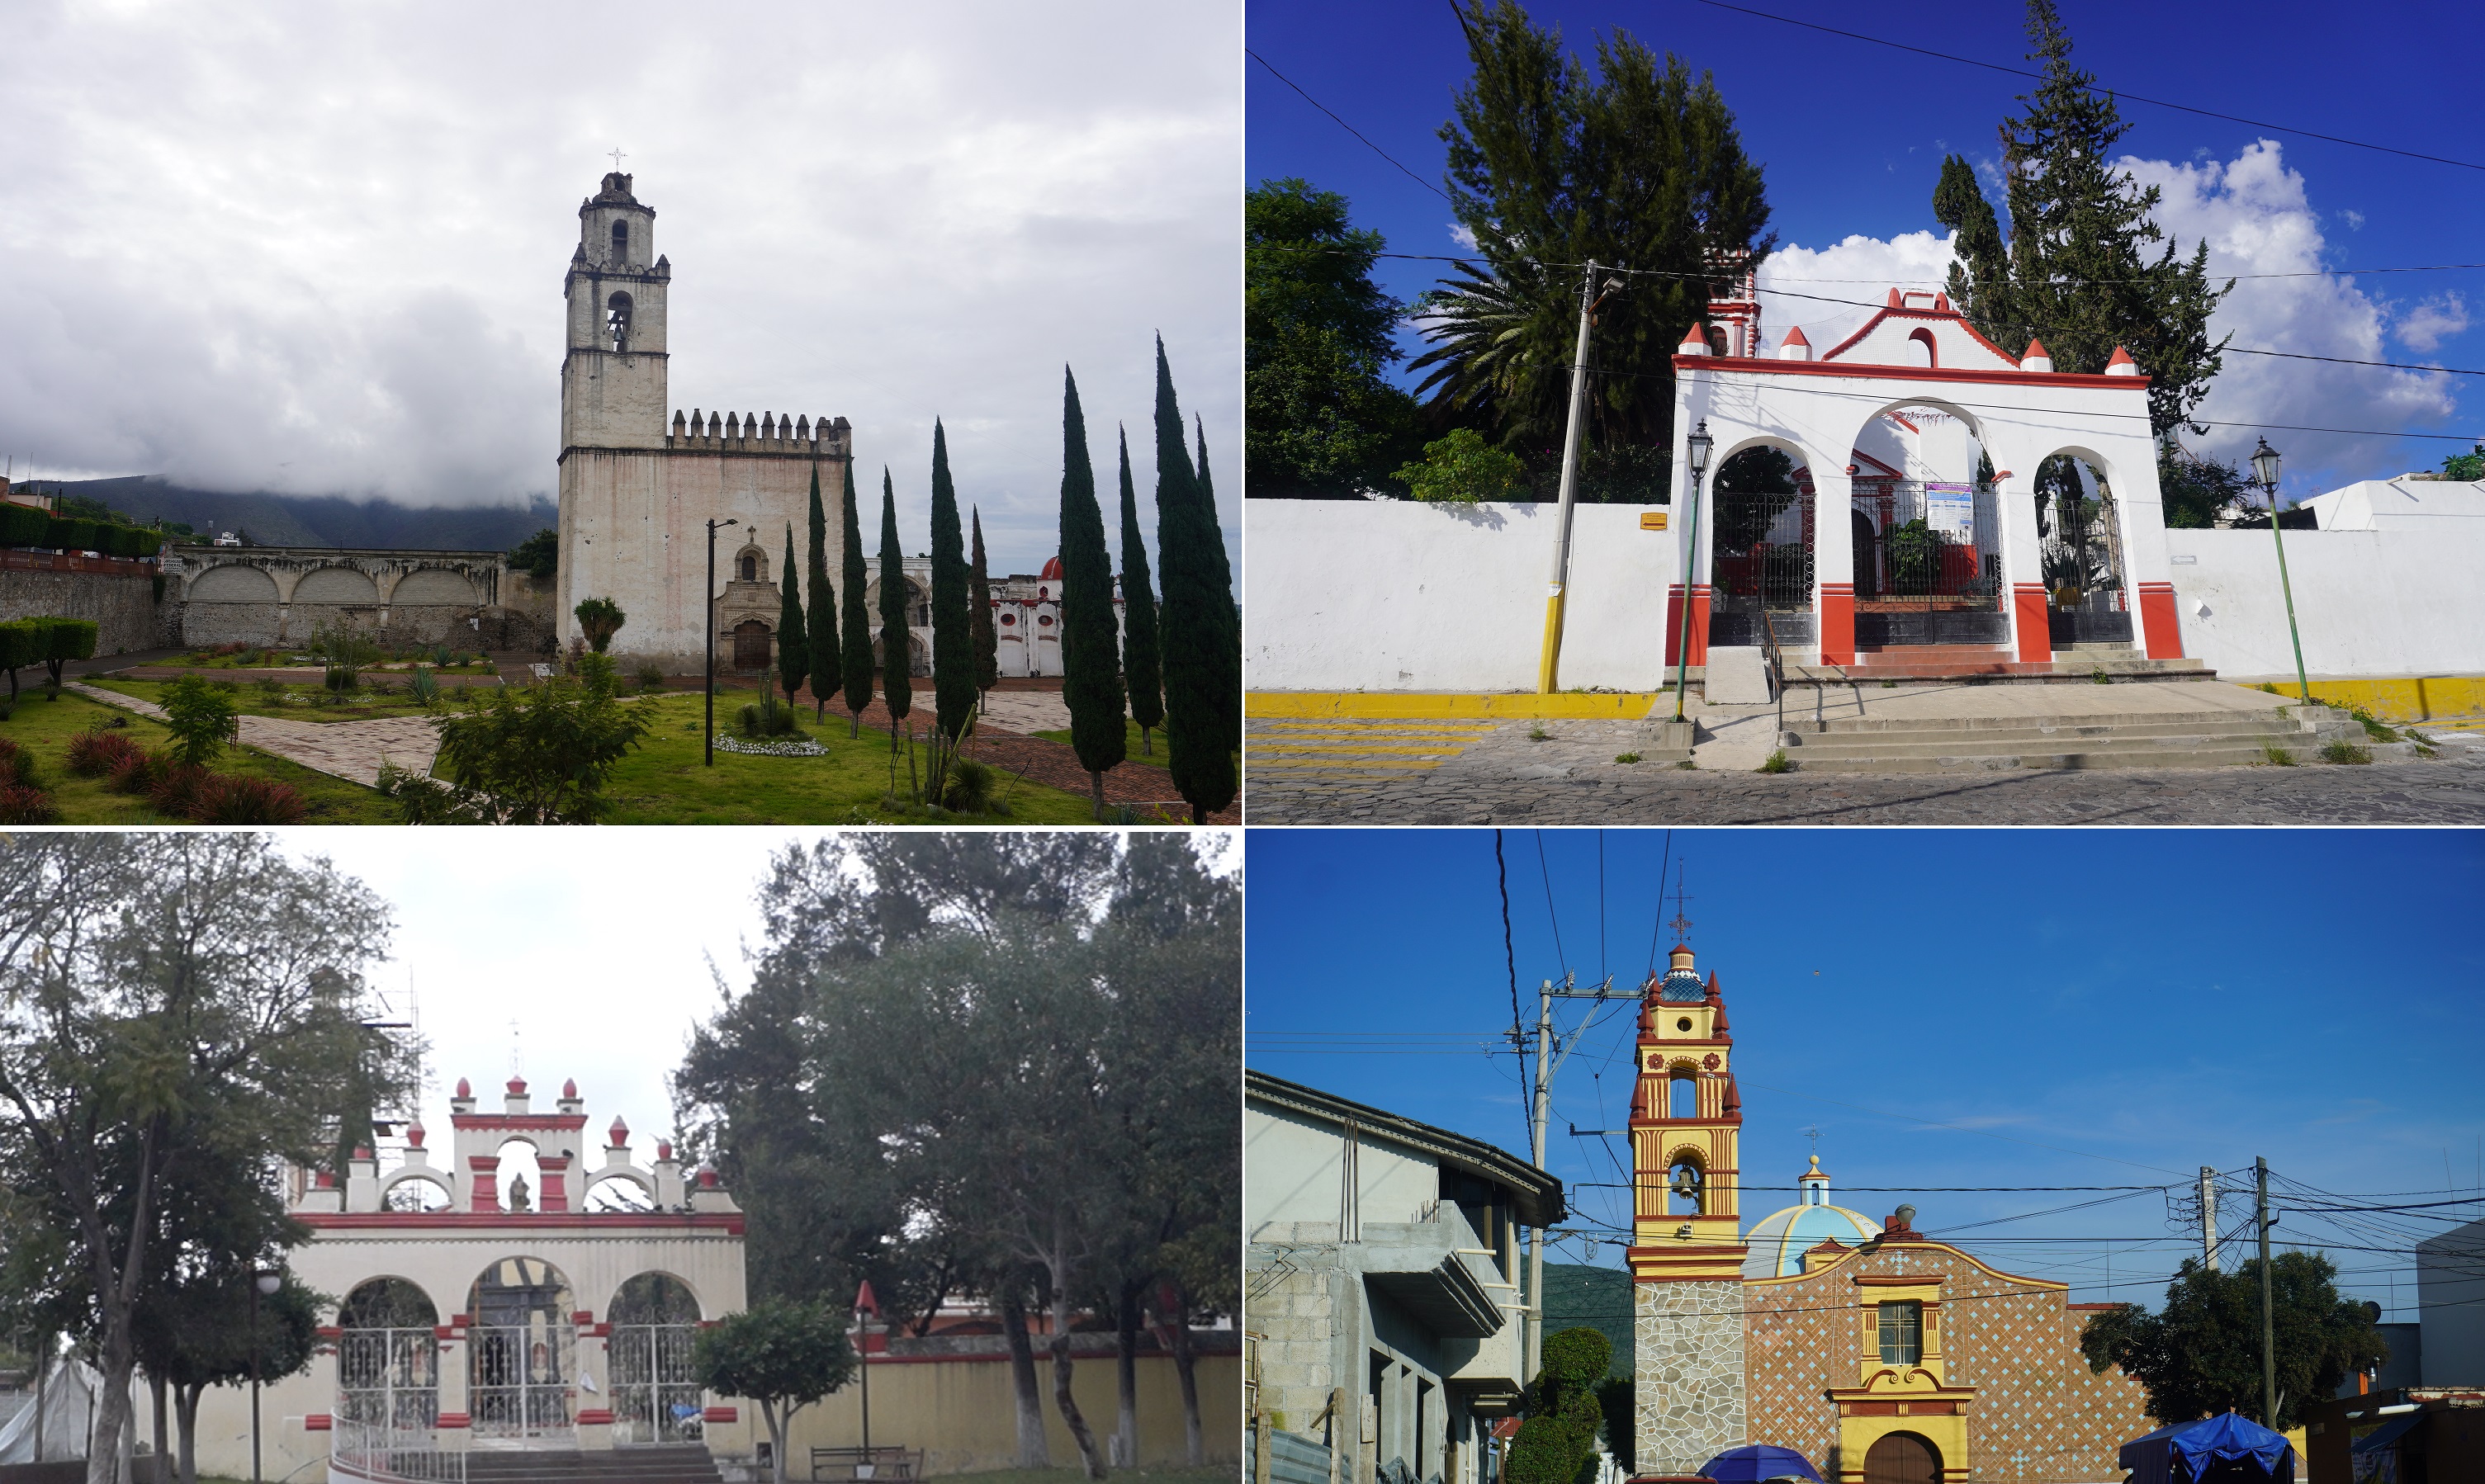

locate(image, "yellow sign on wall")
[[1640, 512, 1668, 530]]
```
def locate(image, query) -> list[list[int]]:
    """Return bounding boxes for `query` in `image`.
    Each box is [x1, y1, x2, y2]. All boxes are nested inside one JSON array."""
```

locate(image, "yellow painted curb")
[[2230, 675, 2485, 724], [1247, 691, 1664, 720]]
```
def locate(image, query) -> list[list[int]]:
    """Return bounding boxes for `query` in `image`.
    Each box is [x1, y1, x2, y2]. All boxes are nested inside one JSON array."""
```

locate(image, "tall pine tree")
[[969, 508, 999, 705], [806, 464, 840, 721], [840, 460, 874, 740], [1058, 366, 1126, 820], [928, 419, 975, 744], [1195, 414, 1239, 754], [1933, 0, 2230, 435], [878, 468, 912, 749], [1154, 338, 1237, 822], [776, 525, 807, 705], [1116, 427, 1164, 755]]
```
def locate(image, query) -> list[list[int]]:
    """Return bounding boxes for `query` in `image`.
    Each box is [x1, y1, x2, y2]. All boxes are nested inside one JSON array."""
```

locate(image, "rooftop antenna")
[[1668, 863, 1693, 941]]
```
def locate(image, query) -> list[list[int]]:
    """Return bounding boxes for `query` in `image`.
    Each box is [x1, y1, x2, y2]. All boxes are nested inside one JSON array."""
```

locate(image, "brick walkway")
[[64, 683, 441, 787]]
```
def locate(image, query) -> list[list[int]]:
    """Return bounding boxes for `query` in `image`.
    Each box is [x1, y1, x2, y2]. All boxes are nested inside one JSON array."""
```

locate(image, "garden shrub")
[[142, 759, 213, 817], [635, 661, 667, 693], [108, 747, 178, 796], [161, 674, 242, 766], [432, 675, 653, 824], [939, 756, 1000, 814], [0, 503, 49, 546], [45, 518, 100, 552], [68, 729, 145, 777], [187, 774, 307, 825], [407, 665, 441, 707], [0, 783, 60, 825]]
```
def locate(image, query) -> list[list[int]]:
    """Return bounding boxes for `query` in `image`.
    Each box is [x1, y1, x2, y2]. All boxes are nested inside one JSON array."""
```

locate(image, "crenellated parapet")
[[667, 409, 850, 457]]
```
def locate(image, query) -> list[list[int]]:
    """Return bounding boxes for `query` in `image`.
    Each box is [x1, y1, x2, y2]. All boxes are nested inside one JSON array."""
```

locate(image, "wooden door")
[[732, 621, 773, 671], [1864, 1433, 1940, 1484]]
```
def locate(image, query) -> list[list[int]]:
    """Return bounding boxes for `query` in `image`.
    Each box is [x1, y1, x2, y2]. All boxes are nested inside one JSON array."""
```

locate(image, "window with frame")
[[1877, 1301, 1923, 1365]]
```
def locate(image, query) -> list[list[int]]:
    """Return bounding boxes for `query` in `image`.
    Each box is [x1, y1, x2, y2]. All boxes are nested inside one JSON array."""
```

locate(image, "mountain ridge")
[[22, 476, 554, 552]]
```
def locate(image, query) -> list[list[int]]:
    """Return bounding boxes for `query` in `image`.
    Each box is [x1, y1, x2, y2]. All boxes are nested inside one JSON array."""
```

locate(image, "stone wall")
[[1635, 1278, 1749, 1476], [0, 569, 174, 655]]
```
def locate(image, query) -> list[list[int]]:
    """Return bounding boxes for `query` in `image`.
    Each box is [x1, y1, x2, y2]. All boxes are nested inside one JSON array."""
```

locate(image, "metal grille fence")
[[608, 1325, 704, 1444], [468, 1321, 576, 1443], [334, 1328, 462, 1484], [1853, 482, 2005, 646], [1711, 485, 1815, 648]]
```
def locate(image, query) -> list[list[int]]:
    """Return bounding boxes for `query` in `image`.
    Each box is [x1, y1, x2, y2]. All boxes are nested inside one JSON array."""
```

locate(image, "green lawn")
[[151, 650, 498, 673], [0, 688, 398, 823], [1031, 716, 1172, 771], [89, 675, 476, 723], [584, 687, 1106, 825]]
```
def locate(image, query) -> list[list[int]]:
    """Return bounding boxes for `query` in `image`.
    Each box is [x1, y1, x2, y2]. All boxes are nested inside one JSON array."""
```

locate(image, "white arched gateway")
[[190, 1076, 750, 1484], [1667, 289, 2184, 670]]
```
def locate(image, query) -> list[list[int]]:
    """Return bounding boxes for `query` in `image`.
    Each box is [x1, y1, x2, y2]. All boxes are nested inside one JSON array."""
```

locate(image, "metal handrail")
[[1759, 608, 1786, 740]]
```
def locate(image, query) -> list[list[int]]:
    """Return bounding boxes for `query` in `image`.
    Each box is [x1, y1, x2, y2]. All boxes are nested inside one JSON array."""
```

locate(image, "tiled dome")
[[1744, 1155, 1882, 1278]]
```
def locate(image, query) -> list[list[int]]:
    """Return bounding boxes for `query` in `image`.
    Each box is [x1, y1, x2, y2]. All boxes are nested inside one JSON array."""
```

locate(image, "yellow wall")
[[779, 1350, 1240, 1477], [2238, 675, 2485, 722]]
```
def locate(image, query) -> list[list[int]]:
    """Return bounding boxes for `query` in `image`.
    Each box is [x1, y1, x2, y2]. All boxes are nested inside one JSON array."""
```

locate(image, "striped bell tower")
[[1627, 942, 1750, 1480]]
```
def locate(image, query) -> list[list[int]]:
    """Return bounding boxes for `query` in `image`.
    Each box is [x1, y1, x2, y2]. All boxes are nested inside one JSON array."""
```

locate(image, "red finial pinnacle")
[[610, 1117, 630, 1146], [455, 1077, 471, 1099], [506, 1076, 528, 1095], [408, 1122, 426, 1148], [563, 1077, 578, 1099]]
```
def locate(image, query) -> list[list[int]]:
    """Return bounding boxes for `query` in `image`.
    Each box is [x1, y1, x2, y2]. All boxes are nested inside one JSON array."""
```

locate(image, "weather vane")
[[1668, 863, 1693, 941]]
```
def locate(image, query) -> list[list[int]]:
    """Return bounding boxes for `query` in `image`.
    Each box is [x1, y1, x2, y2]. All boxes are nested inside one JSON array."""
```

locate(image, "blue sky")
[[1245, 827, 2485, 1318], [1247, 0, 2485, 502]]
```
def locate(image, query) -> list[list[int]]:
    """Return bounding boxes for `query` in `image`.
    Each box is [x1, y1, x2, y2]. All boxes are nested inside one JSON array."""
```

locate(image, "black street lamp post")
[[250, 1266, 281, 1484], [1671, 419, 1716, 723], [2251, 438, 2312, 703], [705, 518, 738, 765]]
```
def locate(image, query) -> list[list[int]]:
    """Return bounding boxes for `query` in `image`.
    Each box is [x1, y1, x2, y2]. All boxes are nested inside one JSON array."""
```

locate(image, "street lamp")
[[2250, 437, 2312, 704], [1671, 419, 1715, 723], [704, 518, 738, 766], [251, 1266, 282, 1484]]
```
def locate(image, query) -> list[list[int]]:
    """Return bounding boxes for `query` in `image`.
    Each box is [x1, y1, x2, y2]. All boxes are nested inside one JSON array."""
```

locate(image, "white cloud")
[[0, 2, 1237, 575], [2341, 209, 2366, 231], [2397, 294, 2471, 353], [1751, 143, 2459, 492], [1449, 222, 1479, 251]]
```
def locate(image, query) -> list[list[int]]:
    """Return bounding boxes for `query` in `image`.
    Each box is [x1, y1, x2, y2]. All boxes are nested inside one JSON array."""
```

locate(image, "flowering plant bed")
[[712, 733, 829, 758]]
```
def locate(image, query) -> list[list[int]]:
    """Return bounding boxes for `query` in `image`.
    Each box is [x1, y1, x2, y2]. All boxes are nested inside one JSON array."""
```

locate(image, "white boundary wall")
[[2169, 527, 2485, 678], [1246, 499, 1678, 692]]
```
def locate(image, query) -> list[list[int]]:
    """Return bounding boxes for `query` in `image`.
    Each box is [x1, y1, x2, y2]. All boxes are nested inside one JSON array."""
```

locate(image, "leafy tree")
[[1713, 446, 1801, 551], [0, 836, 410, 1484], [33, 617, 97, 689], [877, 470, 911, 749], [427, 675, 653, 823], [929, 420, 975, 744], [1245, 178, 1423, 498], [969, 508, 1000, 705], [1413, 1, 1773, 469], [2159, 450, 2255, 529], [2438, 445, 2485, 481], [1393, 427, 1528, 503], [1193, 417, 1239, 758], [1058, 367, 1126, 817], [159, 675, 240, 767], [840, 461, 875, 739], [1931, 0, 2232, 435], [1115, 430, 1165, 754], [136, 1269, 324, 1484], [1154, 342, 1238, 821], [572, 596, 626, 653], [1507, 1327, 1613, 1484], [806, 466, 841, 721], [2080, 1252, 2387, 1430], [0, 619, 43, 702], [777, 526, 807, 705], [509, 527, 559, 580], [693, 1297, 856, 1484]]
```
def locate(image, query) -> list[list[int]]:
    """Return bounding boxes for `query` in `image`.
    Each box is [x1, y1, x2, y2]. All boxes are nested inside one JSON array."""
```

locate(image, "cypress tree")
[[776, 524, 807, 705], [969, 508, 999, 704], [1057, 366, 1126, 820], [839, 459, 874, 739], [928, 419, 975, 744], [878, 468, 912, 749], [1195, 413, 1240, 754], [806, 463, 840, 720], [1154, 336, 1236, 823], [1116, 426, 1164, 755]]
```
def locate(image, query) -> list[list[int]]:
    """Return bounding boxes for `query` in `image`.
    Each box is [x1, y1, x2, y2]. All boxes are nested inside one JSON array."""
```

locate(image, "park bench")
[[810, 1446, 923, 1482]]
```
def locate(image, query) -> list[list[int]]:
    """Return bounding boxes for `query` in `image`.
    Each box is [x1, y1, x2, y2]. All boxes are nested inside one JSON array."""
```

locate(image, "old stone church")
[[554, 173, 853, 669], [1627, 944, 2155, 1484]]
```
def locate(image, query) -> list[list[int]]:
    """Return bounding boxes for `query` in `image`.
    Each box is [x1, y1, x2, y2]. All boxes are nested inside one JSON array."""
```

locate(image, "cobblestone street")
[[1246, 715, 2485, 825]]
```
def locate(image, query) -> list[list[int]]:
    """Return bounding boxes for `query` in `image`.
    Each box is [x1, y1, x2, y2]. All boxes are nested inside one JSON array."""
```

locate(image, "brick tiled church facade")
[[1744, 1233, 2156, 1484]]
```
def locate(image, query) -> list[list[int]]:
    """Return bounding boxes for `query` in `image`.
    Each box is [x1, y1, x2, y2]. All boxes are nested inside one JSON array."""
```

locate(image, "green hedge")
[[0, 507, 165, 557], [0, 505, 47, 546]]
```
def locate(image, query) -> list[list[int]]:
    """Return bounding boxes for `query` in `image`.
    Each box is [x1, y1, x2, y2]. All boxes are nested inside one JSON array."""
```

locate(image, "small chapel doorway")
[[335, 1279, 442, 1472], [731, 621, 773, 672], [608, 1274, 704, 1446], [467, 1258, 577, 1446], [1864, 1433, 1943, 1484], [1708, 447, 1816, 650]]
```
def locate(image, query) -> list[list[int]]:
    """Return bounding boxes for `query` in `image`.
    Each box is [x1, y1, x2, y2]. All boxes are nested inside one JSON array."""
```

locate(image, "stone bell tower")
[[561, 173, 670, 452], [1626, 942, 1750, 1479]]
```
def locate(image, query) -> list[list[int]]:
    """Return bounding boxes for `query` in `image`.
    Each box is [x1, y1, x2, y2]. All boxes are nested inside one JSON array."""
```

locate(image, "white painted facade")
[[2303, 475, 2485, 531], [2165, 525, 2485, 679]]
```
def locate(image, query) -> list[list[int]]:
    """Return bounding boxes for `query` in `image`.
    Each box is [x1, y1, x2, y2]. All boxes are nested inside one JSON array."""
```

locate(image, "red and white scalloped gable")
[[1818, 289, 2024, 373]]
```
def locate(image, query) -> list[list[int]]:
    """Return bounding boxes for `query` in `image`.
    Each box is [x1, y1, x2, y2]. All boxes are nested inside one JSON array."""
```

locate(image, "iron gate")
[[1708, 484, 1815, 648], [608, 1325, 704, 1444], [1852, 482, 2005, 645], [2040, 474, 2133, 645], [468, 1321, 576, 1443], [335, 1327, 462, 1484]]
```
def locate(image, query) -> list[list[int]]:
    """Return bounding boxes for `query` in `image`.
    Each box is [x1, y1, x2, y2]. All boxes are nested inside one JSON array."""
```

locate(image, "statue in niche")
[[508, 1173, 532, 1212]]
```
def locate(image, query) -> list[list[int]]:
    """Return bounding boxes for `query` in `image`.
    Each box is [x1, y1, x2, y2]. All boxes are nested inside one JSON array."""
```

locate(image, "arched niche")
[[493, 1137, 544, 1213], [585, 1170, 656, 1213], [381, 1171, 453, 1212], [466, 1257, 576, 1440]]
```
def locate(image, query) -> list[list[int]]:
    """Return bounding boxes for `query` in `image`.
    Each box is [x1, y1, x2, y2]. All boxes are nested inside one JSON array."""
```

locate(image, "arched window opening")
[[1706, 326, 1731, 357], [608, 1274, 704, 1444], [585, 1174, 655, 1213], [1906, 328, 1938, 367], [337, 1279, 441, 1472], [1667, 1154, 1706, 1216], [383, 1174, 452, 1212], [739, 553, 758, 582], [1877, 1301, 1924, 1365], [1668, 1070, 1698, 1120], [607, 291, 633, 353], [494, 1139, 543, 1212], [610, 220, 629, 264], [467, 1258, 576, 1442]]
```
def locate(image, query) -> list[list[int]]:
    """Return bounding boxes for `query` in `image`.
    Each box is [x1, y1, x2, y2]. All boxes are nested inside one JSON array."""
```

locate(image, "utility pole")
[[2200, 1165, 2221, 1273], [1537, 262, 1619, 694], [1518, 970, 1640, 1378], [2257, 1156, 2278, 1427]]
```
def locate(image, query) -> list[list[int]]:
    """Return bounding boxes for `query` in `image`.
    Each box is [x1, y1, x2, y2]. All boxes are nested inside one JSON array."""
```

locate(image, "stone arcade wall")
[[1635, 1278, 1748, 1477], [0, 567, 174, 655], [168, 546, 551, 651]]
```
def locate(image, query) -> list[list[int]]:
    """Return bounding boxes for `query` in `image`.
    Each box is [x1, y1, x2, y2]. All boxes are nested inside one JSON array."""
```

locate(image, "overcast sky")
[[282, 828, 1238, 1198], [0, 1, 1238, 579]]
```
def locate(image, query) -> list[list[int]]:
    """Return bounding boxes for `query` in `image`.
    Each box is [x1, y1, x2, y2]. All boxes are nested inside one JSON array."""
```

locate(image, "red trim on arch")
[[2137, 581, 2184, 659], [1675, 355, 2150, 390]]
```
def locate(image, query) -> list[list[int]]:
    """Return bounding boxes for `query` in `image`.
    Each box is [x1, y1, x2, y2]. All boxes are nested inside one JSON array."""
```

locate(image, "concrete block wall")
[[2168, 527, 2485, 679]]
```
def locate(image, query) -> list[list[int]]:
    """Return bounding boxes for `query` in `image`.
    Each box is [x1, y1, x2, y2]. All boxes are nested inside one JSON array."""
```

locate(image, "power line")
[[1682, 0, 2485, 174], [1247, 49, 1452, 202]]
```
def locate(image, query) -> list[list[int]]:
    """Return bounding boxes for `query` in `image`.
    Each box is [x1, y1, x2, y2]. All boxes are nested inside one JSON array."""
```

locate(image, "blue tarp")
[[2119, 1414, 2296, 1484], [1701, 1446, 1826, 1484]]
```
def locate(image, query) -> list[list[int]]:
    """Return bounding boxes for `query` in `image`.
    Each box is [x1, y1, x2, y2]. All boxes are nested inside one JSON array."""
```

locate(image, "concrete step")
[[1790, 731, 2309, 763], [465, 1448, 722, 1484], [1794, 708, 2308, 738], [1786, 742, 2312, 773], [1850, 644, 2016, 666]]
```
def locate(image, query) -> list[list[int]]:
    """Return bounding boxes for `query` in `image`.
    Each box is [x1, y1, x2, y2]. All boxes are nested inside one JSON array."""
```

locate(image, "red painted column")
[[1819, 583, 1855, 665], [468, 1156, 499, 1212], [2136, 581, 2184, 659], [2013, 584, 2053, 664], [1664, 583, 1684, 665]]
